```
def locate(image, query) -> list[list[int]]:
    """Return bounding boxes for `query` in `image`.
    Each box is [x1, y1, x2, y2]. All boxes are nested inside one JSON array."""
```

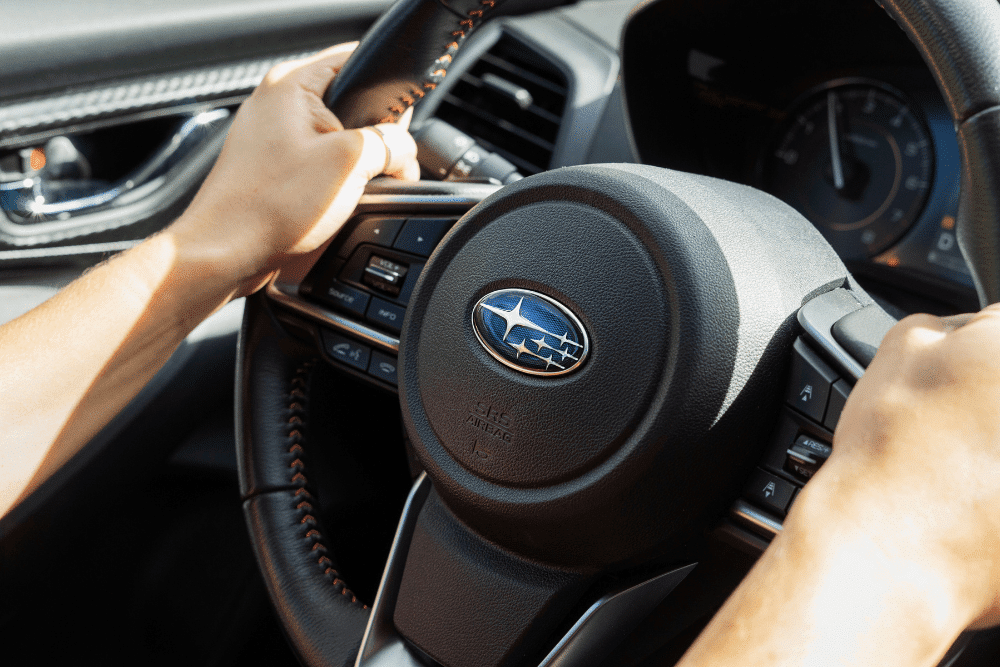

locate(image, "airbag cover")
[[417, 199, 666, 487]]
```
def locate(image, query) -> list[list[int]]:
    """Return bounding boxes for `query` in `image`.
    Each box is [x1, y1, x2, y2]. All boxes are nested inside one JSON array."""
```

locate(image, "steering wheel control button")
[[824, 379, 852, 431], [785, 435, 833, 480], [744, 468, 797, 517], [321, 330, 371, 371], [786, 338, 839, 423], [472, 289, 589, 376], [366, 297, 406, 334], [319, 281, 370, 317], [363, 255, 409, 296], [367, 351, 398, 385], [337, 216, 406, 259], [392, 218, 455, 257]]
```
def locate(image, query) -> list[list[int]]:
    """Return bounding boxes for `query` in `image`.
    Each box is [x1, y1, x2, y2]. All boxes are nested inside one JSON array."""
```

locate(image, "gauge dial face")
[[764, 83, 934, 259]]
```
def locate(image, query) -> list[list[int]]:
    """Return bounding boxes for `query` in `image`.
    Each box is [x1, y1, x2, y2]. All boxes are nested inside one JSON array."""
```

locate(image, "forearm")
[[0, 219, 243, 515], [677, 484, 977, 667], [0, 44, 417, 520]]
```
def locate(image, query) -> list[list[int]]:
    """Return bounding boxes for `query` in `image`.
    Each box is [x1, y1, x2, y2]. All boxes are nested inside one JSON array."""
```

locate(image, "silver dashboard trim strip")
[[266, 280, 400, 354], [355, 473, 432, 667], [731, 499, 783, 539], [538, 564, 696, 667]]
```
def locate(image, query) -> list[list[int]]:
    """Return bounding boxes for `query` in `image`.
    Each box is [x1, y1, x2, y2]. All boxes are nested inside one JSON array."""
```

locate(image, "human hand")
[[170, 42, 420, 296], [792, 304, 1000, 628]]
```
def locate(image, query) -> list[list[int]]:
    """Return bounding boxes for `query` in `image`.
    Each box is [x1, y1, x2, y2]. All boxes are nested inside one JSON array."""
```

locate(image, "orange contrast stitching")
[[283, 360, 365, 607], [381, 0, 498, 122]]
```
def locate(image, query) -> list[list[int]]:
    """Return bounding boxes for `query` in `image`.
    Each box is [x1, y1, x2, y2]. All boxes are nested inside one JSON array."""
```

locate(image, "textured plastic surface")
[[394, 490, 591, 667]]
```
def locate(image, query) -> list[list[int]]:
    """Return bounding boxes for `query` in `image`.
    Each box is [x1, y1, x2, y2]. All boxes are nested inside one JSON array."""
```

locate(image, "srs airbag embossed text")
[[466, 402, 515, 444]]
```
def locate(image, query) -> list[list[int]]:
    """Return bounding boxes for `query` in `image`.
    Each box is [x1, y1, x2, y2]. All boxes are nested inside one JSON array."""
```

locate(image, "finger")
[[396, 157, 422, 182], [332, 128, 402, 184], [263, 42, 359, 95], [371, 120, 419, 180], [876, 313, 948, 358], [396, 106, 414, 131]]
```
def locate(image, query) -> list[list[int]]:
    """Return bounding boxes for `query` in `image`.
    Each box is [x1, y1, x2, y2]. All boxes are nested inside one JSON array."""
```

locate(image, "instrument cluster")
[[623, 0, 977, 312]]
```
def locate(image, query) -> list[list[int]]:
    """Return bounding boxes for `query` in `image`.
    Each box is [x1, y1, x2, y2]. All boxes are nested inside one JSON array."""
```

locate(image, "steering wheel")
[[236, 1, 1000, 666]]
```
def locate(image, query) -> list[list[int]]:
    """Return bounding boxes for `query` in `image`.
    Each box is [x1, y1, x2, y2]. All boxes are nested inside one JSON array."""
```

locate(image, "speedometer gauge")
[[763, 81, 934, 259]]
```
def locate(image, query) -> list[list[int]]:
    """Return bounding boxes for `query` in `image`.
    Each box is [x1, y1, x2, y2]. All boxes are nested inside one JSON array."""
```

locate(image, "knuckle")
[[884, 313, 940, 349], [978, 302, 1000, 322], [262, 61, 298, 88]]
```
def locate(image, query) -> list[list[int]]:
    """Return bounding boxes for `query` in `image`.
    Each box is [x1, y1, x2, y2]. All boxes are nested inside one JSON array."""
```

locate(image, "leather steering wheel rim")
[[236, 2, 1000, 666]]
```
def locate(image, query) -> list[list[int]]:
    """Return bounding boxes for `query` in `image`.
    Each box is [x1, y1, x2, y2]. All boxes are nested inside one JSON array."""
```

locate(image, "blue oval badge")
[[472, 289, 589, 376]]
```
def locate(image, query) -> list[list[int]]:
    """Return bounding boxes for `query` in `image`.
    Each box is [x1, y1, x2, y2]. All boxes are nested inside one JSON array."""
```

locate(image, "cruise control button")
[[744, 468, 797, 517], [785, 435, 832, 480], [363, 255, 409, 297], [366, 297, 406, 334], [824, 379, 852, 431], [786, 338, 839, 424], [393, 218, 454, 257], [319, 281, 370, 317], [321, 331, 371, 371], [337, 217, 406, 259], [368, 351, 399, 385]]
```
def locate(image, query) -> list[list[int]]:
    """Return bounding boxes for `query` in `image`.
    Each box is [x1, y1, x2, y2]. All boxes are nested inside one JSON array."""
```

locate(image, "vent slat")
[[477, 53, 568, 96], [458, 74, 564, 125], [434, 34, 567, 173], [442, 95, 555, 151]]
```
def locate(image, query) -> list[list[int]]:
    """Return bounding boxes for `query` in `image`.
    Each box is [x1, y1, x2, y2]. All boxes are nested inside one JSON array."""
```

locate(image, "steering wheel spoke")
[[731, 289, 899, 541], [358, 473, 696, 667], [264, 179, 499, 390]]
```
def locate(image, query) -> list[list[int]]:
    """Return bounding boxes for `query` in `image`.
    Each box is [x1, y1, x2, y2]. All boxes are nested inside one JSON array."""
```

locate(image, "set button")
[[785, 435, 832, 480]]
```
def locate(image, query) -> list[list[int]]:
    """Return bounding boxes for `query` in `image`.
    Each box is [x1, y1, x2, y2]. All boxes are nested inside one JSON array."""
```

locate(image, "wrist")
[[785, 474, 984, 639], [166, 210, 272, 297]]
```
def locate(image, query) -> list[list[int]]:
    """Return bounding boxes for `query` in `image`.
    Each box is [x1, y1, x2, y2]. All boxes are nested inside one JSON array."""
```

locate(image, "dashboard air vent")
[[436, 35, 568, 175]]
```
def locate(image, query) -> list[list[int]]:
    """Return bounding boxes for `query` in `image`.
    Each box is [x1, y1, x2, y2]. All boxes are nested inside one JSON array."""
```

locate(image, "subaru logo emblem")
[[472, 289, 589, 376]]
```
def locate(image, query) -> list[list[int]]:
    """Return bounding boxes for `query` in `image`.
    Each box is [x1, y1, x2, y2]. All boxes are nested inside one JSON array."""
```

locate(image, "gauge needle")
[[827, 91, 846, 190]]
